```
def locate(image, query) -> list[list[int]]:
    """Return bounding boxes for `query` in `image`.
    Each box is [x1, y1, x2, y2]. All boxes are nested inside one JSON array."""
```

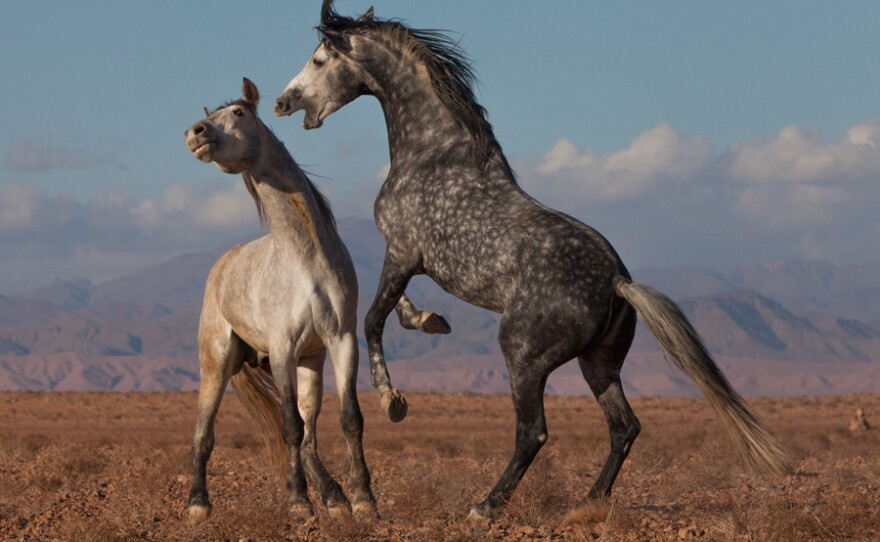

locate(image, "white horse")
[[183, 78, 448, 521]]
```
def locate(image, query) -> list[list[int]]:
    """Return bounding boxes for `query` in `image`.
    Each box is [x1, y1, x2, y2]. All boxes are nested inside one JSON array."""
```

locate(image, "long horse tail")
[[230, 364, 288, 486], [612, 276, 792, 476]]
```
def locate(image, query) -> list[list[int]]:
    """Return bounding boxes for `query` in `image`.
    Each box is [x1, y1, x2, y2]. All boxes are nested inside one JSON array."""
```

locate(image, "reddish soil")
[[1, 391, 878, 541]]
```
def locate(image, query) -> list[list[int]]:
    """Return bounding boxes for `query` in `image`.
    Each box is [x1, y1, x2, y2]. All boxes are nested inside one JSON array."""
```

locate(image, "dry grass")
[[0, 391, 878, 541]]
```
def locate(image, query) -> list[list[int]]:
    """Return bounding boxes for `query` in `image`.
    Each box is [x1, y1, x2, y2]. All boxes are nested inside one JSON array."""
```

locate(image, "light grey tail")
[[613, 276, 792, 476], [231, 364, 288, 486]]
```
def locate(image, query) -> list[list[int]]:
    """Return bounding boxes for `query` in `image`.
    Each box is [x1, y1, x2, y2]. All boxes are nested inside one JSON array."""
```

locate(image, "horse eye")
[[313, 57, 325, 67], [233, 108, 244, 117]]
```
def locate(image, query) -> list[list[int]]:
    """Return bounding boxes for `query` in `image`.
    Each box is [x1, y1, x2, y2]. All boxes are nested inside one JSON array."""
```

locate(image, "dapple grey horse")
[[275, 2, 791, 519]]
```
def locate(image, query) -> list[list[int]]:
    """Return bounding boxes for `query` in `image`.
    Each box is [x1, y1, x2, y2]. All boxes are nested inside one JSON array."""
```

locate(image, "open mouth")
[[303, 106, 327, 130], [193, 141, 214, 161]]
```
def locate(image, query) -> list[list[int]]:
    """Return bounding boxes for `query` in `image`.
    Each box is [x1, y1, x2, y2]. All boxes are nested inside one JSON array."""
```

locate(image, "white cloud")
[[132, 182, 254, 232], [535, 124, 714, 201], [725, 121, 880, 183], [0, 180, 262, 293], [194, 182, 255, 228], [4, 118, 880, 294], [0, 183, 43, 230], [4, 137, 122, 173], [516, 118, 880, 268]]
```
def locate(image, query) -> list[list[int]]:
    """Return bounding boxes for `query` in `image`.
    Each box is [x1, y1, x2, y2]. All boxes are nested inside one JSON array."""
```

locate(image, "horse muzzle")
[[274, 88, 303, 117]]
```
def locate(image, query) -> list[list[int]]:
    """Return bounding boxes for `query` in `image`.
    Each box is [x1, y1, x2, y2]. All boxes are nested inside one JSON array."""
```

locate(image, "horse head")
[[274, 1, 374, 128], [186, 78, 263, 173]]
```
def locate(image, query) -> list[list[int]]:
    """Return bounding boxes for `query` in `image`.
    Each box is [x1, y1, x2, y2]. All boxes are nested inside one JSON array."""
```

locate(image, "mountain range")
[[2, 218, 879, 396]]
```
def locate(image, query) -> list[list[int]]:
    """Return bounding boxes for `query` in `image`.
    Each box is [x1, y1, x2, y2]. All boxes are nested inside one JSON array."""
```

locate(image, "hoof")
[[289, 502, 314, 521], [327, 503, 352, 520], [419, 312, 451, 334], [353, 500, 378, 521], [467, 506, 493, 522], [468, 500, 499, 522], [380, 388, 408, 422], [187, 504, 211, 523], [586, 488, 608, 501]]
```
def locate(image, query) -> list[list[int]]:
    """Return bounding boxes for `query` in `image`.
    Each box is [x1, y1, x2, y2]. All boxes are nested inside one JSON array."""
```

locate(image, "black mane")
[[319, 0, 512, 175]]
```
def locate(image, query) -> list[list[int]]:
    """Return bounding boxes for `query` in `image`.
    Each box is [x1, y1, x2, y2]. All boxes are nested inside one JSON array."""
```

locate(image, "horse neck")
[[363, 41, 472, 167], [249, 129, 331, 253]]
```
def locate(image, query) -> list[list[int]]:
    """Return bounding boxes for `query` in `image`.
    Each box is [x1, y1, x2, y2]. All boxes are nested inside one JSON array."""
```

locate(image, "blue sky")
[[1, 1, 879, 293]]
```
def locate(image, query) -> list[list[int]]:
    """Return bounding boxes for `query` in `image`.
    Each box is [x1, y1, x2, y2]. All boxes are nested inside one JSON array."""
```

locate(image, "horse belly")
[[423, 258, 508, 313]]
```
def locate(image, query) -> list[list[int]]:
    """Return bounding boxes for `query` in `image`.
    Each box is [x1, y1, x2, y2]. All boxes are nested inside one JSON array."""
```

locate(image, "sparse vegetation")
[[1, 391, 878, 541]]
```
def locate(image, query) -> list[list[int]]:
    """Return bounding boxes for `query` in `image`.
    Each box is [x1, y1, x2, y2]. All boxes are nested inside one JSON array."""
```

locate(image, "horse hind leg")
[[328, 332, 377, 520], [296, 352, 351, 518], [267, 340, 313, 520], [578, 302, 640, 500], [187, 323, 246, 521], [470, 309, 566, 519]]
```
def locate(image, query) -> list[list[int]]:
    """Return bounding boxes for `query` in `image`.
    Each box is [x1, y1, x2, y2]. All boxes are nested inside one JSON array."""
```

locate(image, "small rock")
[[850, 408, 870, 431], [678, 527, 690, 539]]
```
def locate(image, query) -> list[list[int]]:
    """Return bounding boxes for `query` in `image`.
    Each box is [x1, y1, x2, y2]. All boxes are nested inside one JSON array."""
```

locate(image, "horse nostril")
[[193, 123, 206, 135], [275, 99, 287, 111]]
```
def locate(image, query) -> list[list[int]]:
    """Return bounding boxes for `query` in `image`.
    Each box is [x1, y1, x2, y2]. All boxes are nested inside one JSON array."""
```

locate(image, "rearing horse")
[[183, 78, 449, 521], [275, 2, 791, 519]]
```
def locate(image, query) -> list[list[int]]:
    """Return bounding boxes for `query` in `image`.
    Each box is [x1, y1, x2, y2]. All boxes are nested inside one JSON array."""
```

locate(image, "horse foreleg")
[[365, 255, 414, 422], [187, 323, 243, 521], [268, 340, 312, 520], [394, 294, 451, 334], [296, 352, 350, 517], [329, 332, 377, 520]]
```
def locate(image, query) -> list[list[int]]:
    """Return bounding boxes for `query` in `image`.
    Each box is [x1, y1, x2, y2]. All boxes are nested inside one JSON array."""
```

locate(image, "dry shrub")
[[3, 393, 880, 541], [390, 472, 457, 520], [317, 513, 376, 542], [563, 497, 643, 542], [226, 431, 261, 451], [59, 450, 107, 484], [0, 433, 50, 461], [506, 454, 574, 526]]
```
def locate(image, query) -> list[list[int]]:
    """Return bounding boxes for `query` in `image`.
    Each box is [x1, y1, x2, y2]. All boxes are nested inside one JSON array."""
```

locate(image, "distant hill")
[[1, 218, 879, 395], [636, 260, 880, 322]]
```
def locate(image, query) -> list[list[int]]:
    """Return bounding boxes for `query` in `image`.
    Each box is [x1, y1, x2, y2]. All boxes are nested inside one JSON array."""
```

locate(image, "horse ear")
[[242, 77, 260, 108], [358, 6, 374, 22], [317, 28, 350, 52], [203, 107, 213, 117]]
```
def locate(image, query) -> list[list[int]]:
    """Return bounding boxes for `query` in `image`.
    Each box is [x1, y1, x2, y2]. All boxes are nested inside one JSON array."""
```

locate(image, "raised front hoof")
[[419, 312, 452, 334], [380, 388, 408, 422], [187, 504, 212, 523], [467, 501, 498, 522], [352, 500, 378, 522], [289, 501, 315, 522]]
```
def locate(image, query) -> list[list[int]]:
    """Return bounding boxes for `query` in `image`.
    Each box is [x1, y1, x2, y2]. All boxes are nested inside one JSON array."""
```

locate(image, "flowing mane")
[[319, 0, 513, 176], [215, 101, 337, 236]]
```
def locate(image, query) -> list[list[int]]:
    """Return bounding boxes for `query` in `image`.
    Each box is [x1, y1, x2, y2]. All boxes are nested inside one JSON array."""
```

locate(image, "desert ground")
[[1, 391, 878, 541]]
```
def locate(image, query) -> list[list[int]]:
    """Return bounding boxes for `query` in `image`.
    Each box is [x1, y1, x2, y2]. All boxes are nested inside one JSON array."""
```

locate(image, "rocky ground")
[[1, 391, 878, 541]]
